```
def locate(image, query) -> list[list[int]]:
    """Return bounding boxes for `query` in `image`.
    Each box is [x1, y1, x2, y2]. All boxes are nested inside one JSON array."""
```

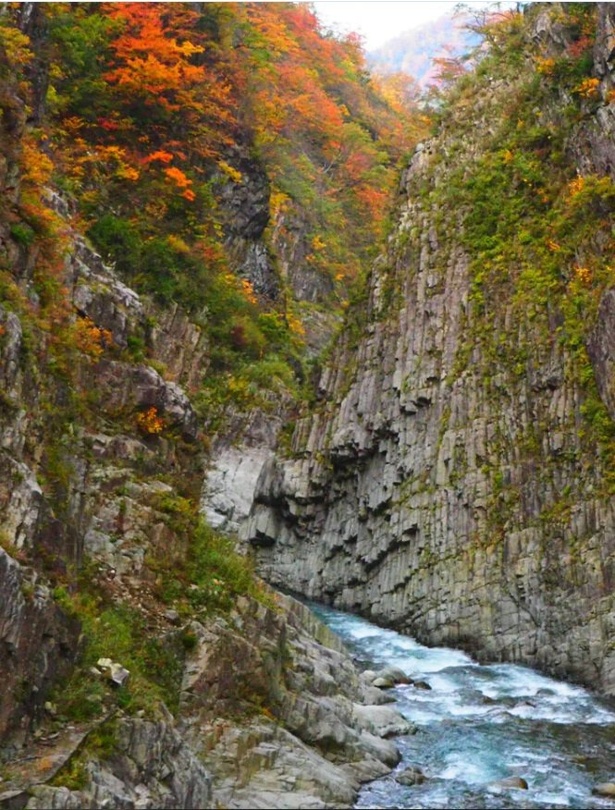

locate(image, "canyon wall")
[[247, 4, 615, 694]]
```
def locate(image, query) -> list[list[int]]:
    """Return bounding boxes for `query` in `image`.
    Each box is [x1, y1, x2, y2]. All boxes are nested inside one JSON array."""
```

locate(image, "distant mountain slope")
[[367, 12, 480, 88]]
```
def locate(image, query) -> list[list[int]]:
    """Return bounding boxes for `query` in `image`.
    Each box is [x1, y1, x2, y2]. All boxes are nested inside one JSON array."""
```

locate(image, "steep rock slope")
[[0, 6, 414, 806], [247, 4, 615, 694], [3, 591, 403, 810], [0, 149, 404, 810]]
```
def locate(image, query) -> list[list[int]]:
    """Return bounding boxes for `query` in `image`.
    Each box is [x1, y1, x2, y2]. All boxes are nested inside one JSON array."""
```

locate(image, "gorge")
[[247, 1, 615, 695], [2, 2, 615, 809]]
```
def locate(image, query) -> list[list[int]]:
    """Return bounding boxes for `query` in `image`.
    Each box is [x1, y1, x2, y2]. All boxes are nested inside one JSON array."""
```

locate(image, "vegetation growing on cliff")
[[36, 6, 420, 328], [5, 1, 615, 798], [456, 6, 615, 490], [0, 1, 427, 427], [0, 1, 427, 749], [372, 2, 615, 559]]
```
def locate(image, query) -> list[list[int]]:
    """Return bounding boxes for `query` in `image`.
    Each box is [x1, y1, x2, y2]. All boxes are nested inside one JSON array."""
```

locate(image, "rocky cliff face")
[[1, 591, 405, 810], [247, 4, 615, 694], [0, 175, 411, 805], [0, 198, 201, 745], [0, 26, 411, 806]]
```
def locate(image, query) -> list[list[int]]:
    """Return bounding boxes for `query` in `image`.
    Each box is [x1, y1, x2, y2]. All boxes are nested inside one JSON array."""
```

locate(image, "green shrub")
[[10, 223, 36, 246], [51, 592, 184, 718], [244, 355, 297, 391], [228, 315, 267, 359], [182, 521, 277, 613], [87, 214, 140, 276]]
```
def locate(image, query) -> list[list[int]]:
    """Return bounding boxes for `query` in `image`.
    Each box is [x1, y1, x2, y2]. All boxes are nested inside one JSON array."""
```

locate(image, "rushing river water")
[[311, 603, 615, 810]]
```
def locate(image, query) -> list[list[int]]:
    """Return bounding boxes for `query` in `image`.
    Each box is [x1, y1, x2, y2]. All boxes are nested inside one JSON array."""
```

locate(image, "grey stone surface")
[[2, 572, 401, 810], [245, 6, 615, 695], [23, 716, 213, 810], [395, 765, 426, 786], [0, 549, 79, 749], [202, 446, 274, 533], [588, 288, 615, 421], [592, 782, 615, 798], [183, 592, 403, 809]]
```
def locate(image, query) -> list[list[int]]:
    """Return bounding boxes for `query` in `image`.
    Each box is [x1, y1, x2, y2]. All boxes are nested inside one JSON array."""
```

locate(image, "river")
[[311, 603, 615, 810]]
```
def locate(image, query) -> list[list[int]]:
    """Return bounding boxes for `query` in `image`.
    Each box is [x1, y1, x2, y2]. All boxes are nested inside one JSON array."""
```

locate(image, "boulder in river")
[[353, 704, 418, 738], [372, 676, 396, 688], [592, 782, 615, 798], [379, 666, 413, 685], [488, 775, 529, 790], [364, 666, 412, 689], [395, 765, 426, 786]]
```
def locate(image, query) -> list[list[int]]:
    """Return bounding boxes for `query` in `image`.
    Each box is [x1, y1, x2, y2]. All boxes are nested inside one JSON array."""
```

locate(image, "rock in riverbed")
[[488, 775, 529, 791], [593, 782, 615, 798], [395, 765, 426, 786]]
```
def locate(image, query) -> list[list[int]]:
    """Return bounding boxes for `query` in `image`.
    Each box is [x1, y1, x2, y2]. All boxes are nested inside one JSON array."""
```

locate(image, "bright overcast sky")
[[311, 1, 501, 50]]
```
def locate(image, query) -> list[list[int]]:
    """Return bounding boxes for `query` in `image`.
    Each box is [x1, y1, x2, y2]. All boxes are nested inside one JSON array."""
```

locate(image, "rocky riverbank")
[[1, 591, 410, 810]]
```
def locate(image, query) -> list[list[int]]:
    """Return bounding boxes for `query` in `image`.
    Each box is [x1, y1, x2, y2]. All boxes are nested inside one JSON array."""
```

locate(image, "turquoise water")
[[311, 603, 615, 810]]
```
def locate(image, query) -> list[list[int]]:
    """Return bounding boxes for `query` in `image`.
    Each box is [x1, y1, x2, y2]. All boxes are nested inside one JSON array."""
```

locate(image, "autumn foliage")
[[36, 2, 424, 290], [1, 2, 426, 393], [136, 406, 165, 435]]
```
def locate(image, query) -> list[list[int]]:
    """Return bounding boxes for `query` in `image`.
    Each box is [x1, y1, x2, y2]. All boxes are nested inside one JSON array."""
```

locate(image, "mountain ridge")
[[367, 10, 480, 88]]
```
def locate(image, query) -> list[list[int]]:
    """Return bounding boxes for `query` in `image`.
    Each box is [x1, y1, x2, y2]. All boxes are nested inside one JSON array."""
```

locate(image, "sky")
[[311, 1, 505, 51]]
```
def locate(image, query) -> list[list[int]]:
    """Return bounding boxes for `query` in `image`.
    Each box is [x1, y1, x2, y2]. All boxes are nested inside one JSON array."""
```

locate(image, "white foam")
[[505, 698, 615, 725], [384, 646, 475, 676], [446, 702, 501, 718], [399, 706, 443, 725], [348, 625, 386, 640], [531, 791, 572, 808], [485, 664, 588, 698], [420, 672, 458, 692], [439, 752, 497, 785]]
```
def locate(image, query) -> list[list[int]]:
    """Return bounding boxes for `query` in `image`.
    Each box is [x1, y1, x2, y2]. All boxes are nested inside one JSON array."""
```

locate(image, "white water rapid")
[[311, 603, 615, 810]]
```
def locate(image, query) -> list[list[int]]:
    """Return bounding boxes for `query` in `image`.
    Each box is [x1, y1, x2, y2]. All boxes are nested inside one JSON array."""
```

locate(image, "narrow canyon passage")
[[313, 604, 615, 810]]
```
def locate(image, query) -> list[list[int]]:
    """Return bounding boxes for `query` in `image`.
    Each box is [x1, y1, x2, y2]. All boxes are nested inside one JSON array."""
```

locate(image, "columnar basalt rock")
[[246, 5, 615, 695]]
